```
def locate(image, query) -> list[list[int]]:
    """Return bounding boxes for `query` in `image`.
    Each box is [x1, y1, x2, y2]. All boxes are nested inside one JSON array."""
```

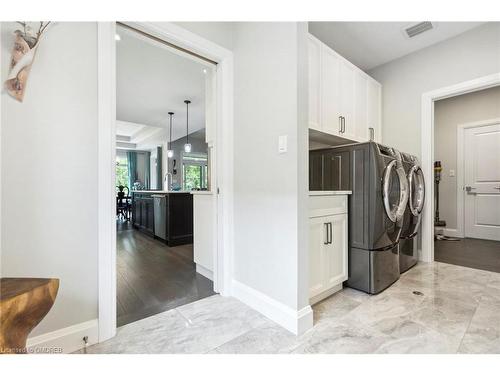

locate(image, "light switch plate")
[[278, 135, 287, 153], [449, 169, 455, 177]]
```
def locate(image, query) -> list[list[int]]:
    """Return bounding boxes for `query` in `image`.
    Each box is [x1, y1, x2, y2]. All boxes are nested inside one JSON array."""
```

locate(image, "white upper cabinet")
[[339, 62, 356, 139], [308, 35, 322, 131], [354, 73, 368, 141], [308, 34, 382, 143], [367, 78, 382, 143], [321, 46, 341, 135]]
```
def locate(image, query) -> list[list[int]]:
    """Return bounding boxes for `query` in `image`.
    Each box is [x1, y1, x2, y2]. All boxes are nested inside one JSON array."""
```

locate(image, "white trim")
[[231, 280, 313, 336], [309, 283, 343, 306], [98, 22, 234, 343], [456, 118, 500, 239], [420, 73, 500, 262], [436, 228, 463, 238], [97, 22, 117, 342], [26, 319, 98, 354], [196, 264, 213, 281]]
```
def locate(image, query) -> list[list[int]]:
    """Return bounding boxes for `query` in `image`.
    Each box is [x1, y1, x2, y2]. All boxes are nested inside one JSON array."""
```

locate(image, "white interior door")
[[464, 123, 500, 241]]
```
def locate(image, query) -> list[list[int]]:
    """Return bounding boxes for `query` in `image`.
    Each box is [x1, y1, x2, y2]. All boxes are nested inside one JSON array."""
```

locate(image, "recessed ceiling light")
[[202, 69, 207, 74], [115, 34, 121, 41]]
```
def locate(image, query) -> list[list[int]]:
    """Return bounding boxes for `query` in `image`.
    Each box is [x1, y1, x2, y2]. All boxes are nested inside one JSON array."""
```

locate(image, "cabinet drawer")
[[309, 195, 347, 217]]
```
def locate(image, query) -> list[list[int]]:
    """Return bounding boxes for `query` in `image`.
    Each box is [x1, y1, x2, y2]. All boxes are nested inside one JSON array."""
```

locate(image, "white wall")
[[368, 23, 500, 157], [232, 23, 310, 318], [1, 22, 98, 336], [434, 86, 500, 230]]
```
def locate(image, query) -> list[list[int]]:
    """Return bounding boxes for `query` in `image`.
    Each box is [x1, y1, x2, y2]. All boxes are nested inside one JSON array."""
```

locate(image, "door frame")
[[420, 73, 500, 262], [456, 118, 500, 238], [97, 22, 234, 342]]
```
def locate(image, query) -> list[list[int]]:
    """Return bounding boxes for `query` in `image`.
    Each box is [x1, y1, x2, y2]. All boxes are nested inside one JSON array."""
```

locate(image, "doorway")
[[431, 86, 500, 272], [114, 23, 217, 327], [97, 22, 234, 342]]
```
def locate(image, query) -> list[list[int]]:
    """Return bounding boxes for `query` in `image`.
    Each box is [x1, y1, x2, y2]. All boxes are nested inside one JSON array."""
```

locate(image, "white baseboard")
[[196, 264, 213, 281], [309, 283, 343, 306], [231, 280, 313, 336], [27, 319, 98, 354], [441, 228, 463, 238]]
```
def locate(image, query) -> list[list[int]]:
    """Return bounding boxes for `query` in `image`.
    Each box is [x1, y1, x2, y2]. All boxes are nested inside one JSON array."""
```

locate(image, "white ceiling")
[[308, 22, 485, 71], [116, 120, 144, 138], [116, 25, 212, 145]]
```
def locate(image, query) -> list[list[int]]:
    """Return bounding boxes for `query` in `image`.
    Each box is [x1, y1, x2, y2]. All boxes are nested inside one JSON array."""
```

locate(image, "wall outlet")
[[449, 169, 455, 177], [278, 135, 287, 153]]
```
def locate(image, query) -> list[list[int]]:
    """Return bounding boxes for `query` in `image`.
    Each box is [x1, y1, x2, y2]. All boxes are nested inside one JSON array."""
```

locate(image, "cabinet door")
[[354, 73, 368, 141], [339, 62, 356, 139], [145, 198, 155, 233], [321, 47, 342, 135], [324, 214, 348, 289], [367, 79, 382, 143], [309, 151, 324, 190], [308, 36, 322, 130], [309, 216, 328, 298]]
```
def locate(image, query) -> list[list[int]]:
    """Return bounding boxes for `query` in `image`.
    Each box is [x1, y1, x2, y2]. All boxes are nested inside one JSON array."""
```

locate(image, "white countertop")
[[309, 190, 352, 196], [190, 191, 214, 195]]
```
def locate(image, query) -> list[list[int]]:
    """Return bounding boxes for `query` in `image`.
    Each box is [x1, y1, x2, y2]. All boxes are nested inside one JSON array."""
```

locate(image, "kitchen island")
[[131, 191, 193, 246]]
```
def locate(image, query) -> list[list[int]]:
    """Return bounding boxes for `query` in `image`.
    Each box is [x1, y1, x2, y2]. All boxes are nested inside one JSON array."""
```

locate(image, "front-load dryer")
[[330, 142, 409, 294], [399, 152, 425, 273]]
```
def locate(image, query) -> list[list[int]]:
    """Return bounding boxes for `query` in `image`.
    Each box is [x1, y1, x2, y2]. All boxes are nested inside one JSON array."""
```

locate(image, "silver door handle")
[[465, 186, 476, 193]]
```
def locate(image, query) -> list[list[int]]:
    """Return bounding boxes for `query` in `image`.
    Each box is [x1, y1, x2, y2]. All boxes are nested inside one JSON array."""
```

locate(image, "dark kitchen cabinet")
[[132, 194, 154, 236], [309, 149, 350, 191], [132, 192, 193, 246]]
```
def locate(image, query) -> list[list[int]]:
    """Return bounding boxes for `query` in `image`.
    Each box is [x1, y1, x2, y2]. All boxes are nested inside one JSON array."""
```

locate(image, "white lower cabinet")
[[309, 195, 349, 304]]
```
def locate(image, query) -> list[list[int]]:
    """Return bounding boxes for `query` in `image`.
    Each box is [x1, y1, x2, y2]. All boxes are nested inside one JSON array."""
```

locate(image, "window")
[[116, 156, 129, 189], [182, 153, 208, 191]]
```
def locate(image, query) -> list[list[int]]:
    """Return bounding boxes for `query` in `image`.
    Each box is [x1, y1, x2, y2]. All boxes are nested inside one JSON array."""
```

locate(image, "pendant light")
[[184, 99, 192, 153], [167, 112, 174, 158]]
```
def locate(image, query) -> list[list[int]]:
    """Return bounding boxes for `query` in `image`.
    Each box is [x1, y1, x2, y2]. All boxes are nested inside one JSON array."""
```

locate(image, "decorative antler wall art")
[[4, 22, 51, 102]]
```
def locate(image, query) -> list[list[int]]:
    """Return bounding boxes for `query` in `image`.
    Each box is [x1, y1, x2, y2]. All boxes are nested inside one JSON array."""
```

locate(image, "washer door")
[[408, 165, 425, 216], [382, 160, 409, 222]]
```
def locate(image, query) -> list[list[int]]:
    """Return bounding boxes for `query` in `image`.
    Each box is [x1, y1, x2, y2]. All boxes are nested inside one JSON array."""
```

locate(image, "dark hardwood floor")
[[435, 237, 500, 273], [116, 220, 215, 327]]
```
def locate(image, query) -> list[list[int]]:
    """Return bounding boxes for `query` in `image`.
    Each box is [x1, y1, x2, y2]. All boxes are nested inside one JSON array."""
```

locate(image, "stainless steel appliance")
[[152, 194, 167, 240], [399, 152, 425, 273], [328, 142, 409, 294]]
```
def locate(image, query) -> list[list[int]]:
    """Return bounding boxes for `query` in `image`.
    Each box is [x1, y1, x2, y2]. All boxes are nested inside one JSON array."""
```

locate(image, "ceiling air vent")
[[404, 22, 434, 38]]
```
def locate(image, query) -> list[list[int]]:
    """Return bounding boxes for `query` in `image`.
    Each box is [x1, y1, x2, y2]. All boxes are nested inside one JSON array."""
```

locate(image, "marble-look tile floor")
[[77, 261, 500, 354]]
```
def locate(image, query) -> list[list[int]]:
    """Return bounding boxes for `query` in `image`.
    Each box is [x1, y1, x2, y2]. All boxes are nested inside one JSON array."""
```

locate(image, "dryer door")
[[382, 160, 409, 223], [408, 165, 425, 216]]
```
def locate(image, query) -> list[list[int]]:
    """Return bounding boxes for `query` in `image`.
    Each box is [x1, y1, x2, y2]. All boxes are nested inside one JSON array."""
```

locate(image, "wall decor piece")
[[4, 22, 50, 102]]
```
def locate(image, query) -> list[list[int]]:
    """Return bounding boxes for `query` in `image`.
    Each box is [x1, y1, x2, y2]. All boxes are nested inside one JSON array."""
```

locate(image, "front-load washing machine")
[[330, 142, 409, 294], [398, 152, 425, 273]]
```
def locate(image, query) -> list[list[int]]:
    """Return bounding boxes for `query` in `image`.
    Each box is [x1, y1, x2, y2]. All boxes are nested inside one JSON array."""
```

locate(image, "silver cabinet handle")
[[341, 117, 346, 133], [329, 222, 333, 244], [339, 116, 343, 133], [465, 186, 476, 192], [494, 186, 500, 190], [324, 223, 329, 244]]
